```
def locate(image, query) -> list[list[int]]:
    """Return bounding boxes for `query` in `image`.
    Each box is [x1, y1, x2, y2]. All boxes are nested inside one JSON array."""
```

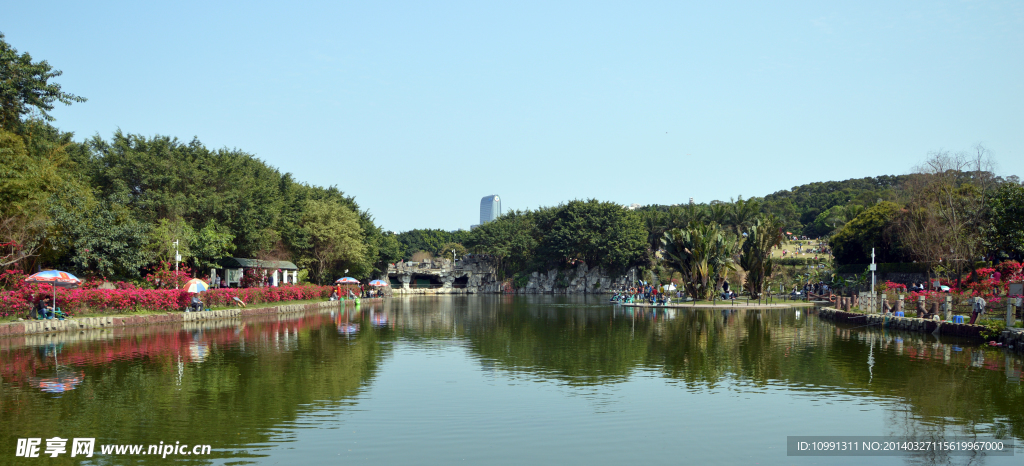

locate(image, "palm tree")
[[729, 195, 761, 236], [739, 215, 784, 299], [640, 209, 669, 264], [662, 221, 737, 300], [708, 203, 730, 225]]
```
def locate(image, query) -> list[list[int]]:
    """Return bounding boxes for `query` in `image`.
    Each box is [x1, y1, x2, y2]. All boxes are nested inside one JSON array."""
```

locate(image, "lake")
[[1, 295, 1021, 465]]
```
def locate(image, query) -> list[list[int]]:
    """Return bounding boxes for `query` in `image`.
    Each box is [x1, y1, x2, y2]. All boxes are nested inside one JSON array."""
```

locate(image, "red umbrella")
[[25, 270, 83, 317]]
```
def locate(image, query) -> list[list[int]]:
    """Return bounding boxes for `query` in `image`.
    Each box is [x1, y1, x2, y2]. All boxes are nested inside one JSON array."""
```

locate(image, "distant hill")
[[760, 175, 909, 236], [642, 175, 911, 237]]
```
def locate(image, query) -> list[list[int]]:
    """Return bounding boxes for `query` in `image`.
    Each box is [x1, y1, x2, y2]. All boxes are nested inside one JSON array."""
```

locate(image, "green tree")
[[829, 201, 904, 265], [0, 33, 86, 130], [466, 210, 539, 279], [372, 231, 404, 274], [436, 242, 467, 261], [46, 193, 150, 278], [739, 215, 784, 299], [728, 195, 761, 236], [537, 199, 647, 273], [294, 199, 366, 284], [986, 182, 1024, 259], [662, 222, 737, 300], [190, 220, 236, 270], [144, 218, 193, 264], [0, 124, 91, 270], [394, 229, 469, 260]]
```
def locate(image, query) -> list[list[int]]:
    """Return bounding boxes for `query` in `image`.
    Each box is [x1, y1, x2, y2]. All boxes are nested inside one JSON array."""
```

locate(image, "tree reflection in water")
[[0, 295, 1020, 463]]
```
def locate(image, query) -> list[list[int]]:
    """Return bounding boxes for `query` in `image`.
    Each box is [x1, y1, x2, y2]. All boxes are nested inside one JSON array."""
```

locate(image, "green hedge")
[[776, 258, 828, 267]]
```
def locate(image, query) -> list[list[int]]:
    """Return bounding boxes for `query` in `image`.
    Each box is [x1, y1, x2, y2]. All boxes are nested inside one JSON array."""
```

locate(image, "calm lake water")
[[1, 295, 1022, 465]]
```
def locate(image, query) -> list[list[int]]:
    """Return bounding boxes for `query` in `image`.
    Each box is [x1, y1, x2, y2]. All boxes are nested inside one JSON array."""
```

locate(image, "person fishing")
[[190, 294, 204, 313]]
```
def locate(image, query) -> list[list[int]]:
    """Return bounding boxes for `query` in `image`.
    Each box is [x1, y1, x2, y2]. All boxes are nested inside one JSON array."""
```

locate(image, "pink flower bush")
[[0, 283, 333, 318]]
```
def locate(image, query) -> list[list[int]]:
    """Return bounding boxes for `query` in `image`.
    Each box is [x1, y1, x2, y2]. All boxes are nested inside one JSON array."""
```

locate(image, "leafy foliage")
[[292, 199, 366, 285], [0, 33, 86, 130], [537, 200, 647, 273], [760, 175, 906, 236], [466, 210, 539, 279], [394, 229, 469, 260], [986, 182, 1024, 259], [739, 215, 784, 298], [829, 201, 906, 265], [662, 222, 737, 300]]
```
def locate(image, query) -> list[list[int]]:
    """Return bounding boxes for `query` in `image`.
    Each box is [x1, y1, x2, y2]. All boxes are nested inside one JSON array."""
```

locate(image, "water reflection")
[[0, 296, 1020, 464]]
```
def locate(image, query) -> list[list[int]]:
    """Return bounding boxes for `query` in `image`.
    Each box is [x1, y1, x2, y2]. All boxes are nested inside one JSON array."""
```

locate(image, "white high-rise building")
[[479, 195, 501, 224]]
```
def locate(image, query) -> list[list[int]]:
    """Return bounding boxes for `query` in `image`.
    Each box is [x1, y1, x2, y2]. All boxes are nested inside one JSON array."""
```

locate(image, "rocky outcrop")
[[388, 255, 503, 294], [517, 263, 635, 294], [387, 257, 635, 294]]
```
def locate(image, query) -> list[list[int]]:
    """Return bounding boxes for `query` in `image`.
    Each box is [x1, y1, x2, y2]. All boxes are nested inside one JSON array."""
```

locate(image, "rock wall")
[[516, 263, 636, 294], [388, 255, 503, 294], [387, 257, 635, 294]]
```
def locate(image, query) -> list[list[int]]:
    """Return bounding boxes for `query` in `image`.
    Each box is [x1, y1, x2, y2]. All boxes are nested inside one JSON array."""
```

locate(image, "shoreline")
[[622, 301, 817, 309], [0, 298, 381, 340], [816, 306, 1024, 353]]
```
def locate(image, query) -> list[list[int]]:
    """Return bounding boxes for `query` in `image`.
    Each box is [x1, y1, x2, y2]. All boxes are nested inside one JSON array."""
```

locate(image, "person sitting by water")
[[37, 297, 54, 320], [189, 294, 204, 313], [329, 290, 339, 301]]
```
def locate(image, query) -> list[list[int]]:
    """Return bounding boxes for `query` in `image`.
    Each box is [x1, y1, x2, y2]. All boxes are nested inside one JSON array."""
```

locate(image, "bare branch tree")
[[898, 146, 995, 283]]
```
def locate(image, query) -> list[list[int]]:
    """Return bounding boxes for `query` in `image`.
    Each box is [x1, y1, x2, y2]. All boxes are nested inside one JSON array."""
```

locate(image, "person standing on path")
[[970, 296, 986, 324]]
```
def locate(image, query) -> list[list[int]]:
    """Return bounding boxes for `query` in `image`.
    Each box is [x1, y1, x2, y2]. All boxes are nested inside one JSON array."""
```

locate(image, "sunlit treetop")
[[0, 32, 86, 130]]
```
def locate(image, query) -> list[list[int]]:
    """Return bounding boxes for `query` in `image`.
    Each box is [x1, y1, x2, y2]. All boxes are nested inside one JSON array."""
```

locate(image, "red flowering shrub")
[[880, 280, 907, 292], [144, 261, 195, 290], [0, 282, 333, 318]]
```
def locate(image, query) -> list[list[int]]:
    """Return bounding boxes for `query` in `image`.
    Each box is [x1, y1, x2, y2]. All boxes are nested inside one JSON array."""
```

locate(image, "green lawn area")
[[770, 239, 829, 259]]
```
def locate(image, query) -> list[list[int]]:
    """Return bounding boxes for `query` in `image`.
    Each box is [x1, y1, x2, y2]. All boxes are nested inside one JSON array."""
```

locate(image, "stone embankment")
[[0, 300, 347, 339], [516, 263, 635, 294], [816, 307, 1024, 352]]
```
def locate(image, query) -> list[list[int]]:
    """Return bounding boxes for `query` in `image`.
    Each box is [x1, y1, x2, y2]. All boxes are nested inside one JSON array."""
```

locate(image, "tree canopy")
[[0, 33, 85, 130]]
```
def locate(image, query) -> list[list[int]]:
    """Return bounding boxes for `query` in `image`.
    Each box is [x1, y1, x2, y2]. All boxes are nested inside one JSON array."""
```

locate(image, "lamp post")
[[173, 240, 180, 288], [870, 248, 877, 313]]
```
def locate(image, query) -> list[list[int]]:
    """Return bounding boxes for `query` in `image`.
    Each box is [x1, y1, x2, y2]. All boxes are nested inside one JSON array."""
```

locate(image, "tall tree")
[[830, 201, 904, 264], [0, 33, 86, 131], [662, 222, 737, 300], [986, 182, 1024, 260], [739, 215, 784, 299], [466, 210, 539, 279], [895, 147, 995, 274], [728, 195, 761, 236], [294, 199, 366, 284], [46, 193, 150, 278], [538, 199, 647, 273]]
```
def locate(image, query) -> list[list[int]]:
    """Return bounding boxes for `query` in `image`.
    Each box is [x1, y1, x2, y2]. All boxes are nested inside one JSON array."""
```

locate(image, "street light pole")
[[173, 240, 180, 287], [870, 248, 877, 313]]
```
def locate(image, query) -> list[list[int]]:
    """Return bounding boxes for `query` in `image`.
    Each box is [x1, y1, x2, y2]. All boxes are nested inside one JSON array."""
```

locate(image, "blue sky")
[[4, 1, 1022, 232]]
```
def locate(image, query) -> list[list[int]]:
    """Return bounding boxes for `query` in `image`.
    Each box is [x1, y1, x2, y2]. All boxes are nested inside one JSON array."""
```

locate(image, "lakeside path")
[[622, 301, 819, 309]]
